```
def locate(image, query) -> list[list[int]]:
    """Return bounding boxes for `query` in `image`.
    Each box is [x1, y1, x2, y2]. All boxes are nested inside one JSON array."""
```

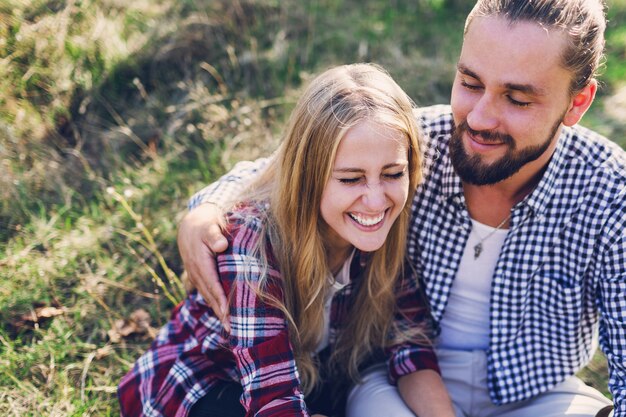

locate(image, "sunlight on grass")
[[1, 0, 623, 414]]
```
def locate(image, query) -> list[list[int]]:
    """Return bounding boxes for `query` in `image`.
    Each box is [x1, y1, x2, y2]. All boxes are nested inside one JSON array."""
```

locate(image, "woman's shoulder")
[[223, 201, 269, 254], [219, 202, 282, 294]]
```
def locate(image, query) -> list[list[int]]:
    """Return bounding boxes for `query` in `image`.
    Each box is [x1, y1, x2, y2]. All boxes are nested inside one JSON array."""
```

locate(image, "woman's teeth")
[[348, 212, 384, 226]]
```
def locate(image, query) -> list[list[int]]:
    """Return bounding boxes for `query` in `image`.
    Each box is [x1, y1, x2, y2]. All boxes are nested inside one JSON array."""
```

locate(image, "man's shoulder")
[[415, 104, 454, 138], [413, 105, 454, 178], [566, 124, 626, 183]]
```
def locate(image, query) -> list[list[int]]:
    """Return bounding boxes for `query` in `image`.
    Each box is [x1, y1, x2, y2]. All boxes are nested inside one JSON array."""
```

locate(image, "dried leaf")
[[95, 345, 113, 360], [35, 306, 66, 319], [108, 308, 157, 343], [9, 304, 67, 331]]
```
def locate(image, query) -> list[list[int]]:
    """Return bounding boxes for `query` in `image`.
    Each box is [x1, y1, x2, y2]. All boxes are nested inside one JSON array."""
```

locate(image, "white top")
[[316, 250, 354, 352], [437, 219, 508, 350]]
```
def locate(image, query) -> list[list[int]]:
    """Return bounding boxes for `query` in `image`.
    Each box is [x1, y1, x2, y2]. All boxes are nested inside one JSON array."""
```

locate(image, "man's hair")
[[465, 0, 607, 94]]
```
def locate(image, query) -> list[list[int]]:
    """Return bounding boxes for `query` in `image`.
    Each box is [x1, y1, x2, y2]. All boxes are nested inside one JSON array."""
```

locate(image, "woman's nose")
[[361, 182, 387, 210]]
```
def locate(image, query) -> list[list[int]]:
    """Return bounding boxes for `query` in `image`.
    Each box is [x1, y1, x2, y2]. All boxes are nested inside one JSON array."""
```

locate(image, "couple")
[[120, 0, 626, 416]]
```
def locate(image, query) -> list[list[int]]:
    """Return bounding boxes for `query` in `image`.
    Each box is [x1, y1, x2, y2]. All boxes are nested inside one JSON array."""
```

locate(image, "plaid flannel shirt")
[[118, 204, 438, 417], [191, 105, 626, 415]]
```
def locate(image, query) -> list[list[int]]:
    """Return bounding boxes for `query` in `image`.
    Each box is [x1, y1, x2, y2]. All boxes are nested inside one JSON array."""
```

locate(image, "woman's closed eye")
[[338, 177, 363, 184], [337, 171, 405, 185], [383, 171, 406, 180]]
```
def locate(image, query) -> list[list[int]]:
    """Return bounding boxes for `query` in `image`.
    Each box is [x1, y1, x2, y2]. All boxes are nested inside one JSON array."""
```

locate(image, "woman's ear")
[[562, 79, 597, 127]]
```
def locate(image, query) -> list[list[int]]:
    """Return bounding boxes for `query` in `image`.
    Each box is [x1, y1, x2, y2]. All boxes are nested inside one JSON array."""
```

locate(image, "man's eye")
[[461, 80, 482, 91], [507, 96, 531, 107]]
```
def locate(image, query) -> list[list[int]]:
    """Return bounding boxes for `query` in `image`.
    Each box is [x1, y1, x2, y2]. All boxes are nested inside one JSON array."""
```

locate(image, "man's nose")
[[467, 94, 499, 132]]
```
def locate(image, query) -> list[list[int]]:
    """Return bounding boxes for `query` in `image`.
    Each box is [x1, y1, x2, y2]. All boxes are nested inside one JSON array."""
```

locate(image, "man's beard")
[[449, 118, 562, 186]]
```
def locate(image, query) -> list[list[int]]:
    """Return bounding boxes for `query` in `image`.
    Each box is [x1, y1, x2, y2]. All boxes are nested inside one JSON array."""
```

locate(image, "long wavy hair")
[[234, 63, 424, 393]]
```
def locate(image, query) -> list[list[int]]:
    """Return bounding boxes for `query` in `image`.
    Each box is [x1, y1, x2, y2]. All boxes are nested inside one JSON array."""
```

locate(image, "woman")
[[118, 63, 454, 417]]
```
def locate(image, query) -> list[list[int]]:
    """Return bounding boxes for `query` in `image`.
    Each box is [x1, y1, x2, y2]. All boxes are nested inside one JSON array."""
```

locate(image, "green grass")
[[1, 0, 624, 414]]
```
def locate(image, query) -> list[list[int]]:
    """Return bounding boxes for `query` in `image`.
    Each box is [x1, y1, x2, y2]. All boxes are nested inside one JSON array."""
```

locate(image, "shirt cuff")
[[387, 344, 440, 385]]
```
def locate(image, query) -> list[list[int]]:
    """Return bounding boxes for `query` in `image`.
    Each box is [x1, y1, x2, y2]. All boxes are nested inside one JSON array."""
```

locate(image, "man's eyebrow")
[[458, 63, 545, 96], [503, 82, 545, 96], [457, 64, 481, 81]]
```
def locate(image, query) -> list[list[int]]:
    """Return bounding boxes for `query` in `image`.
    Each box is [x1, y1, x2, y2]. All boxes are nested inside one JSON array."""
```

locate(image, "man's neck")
[[463, 148, 554, 226]]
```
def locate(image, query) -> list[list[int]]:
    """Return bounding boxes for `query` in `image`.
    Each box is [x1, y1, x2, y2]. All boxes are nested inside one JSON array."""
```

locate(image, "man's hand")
[[177, 203, 230, 331]]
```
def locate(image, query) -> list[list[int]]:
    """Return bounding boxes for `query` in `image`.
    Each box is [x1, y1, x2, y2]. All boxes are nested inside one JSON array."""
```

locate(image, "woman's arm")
[[387, 269, 454, 416], [221, 213, 308, 417], [179, 156, 273, 326], [398, 370, 455, 417]]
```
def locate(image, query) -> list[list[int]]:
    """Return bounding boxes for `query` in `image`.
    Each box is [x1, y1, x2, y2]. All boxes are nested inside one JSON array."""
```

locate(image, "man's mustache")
[[456, 120, 514, 146]]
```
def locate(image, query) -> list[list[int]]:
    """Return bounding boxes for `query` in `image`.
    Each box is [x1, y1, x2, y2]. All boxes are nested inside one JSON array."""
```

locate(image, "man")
[[177, 1, 625, 416]]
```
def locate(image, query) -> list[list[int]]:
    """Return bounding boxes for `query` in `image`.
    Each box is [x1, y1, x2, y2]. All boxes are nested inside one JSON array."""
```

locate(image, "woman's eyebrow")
[[333, 162, 407, 173]]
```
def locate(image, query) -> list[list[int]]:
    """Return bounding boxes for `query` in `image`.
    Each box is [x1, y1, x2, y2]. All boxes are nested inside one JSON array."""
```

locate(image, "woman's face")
[[320, 120, 410, 256]]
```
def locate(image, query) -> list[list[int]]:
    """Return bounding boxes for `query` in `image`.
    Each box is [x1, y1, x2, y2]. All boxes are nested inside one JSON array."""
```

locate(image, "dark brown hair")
[[465, 0, 606, 94]]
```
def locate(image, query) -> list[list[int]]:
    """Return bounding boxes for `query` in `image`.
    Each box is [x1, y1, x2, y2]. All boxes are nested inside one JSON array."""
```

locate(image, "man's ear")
[[563, 79, 597, 127]]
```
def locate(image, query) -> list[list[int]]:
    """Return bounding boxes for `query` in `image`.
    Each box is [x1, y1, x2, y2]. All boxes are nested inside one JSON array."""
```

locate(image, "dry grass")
[[1, 0, 623, 414]]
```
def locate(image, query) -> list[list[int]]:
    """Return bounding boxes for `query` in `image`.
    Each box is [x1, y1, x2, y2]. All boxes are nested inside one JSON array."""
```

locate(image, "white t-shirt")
[[316, 250, 354, 352], [437, 219, 508, 350]]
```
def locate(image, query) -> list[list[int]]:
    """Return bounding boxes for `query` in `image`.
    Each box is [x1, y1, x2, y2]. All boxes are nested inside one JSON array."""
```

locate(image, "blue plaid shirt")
[[190, 105, 626, 415]]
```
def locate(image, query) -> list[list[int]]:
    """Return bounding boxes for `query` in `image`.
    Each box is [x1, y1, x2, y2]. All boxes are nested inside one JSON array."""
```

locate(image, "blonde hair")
[[235, 63, 424, 393]]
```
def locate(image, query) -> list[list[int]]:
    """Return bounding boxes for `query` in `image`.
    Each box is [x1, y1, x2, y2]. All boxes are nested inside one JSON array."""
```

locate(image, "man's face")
[[450, 16, 575, 185]]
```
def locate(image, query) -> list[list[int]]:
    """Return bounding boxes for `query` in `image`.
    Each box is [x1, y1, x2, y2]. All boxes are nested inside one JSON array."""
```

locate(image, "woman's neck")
[[327, 245, 353, 276]]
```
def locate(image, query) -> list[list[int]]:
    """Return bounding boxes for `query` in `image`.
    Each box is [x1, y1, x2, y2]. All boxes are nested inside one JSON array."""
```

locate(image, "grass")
[[0, 0, 624, 415]]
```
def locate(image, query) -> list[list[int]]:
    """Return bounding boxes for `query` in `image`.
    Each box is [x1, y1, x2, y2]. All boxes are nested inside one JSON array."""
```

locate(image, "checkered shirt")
[[118, 204, 438, 417], [191, 105, 626, 415]]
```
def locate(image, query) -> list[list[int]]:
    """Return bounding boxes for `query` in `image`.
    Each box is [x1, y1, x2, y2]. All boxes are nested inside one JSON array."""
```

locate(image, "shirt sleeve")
[[598, 196, 626, 417], [188, 157, 273, 210], [386, 268, 439, 384], [218, 215, 309, 417]]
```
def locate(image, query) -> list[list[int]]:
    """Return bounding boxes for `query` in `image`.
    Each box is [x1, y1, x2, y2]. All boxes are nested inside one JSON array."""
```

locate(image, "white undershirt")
[[437, 219, 508, 350], [316, 250, 354, 353]]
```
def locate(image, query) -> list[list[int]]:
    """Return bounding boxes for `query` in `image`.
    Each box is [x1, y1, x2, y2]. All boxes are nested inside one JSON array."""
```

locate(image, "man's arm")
[[598, 195, 626, 417], [187, 158, 272, 209], [178, 157, 272, 327]]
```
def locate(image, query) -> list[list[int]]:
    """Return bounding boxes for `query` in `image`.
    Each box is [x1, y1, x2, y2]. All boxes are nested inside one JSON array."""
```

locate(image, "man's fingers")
[[206, 223, 228, 253], [177, 203, 230, 330], [189, 256, 230, 328], [189, 267, 230, 332], [207, 279, 230, 333]]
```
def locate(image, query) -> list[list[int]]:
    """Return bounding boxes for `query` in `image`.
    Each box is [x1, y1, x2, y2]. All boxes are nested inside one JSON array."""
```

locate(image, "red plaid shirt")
[[118, 205, 438, 417]]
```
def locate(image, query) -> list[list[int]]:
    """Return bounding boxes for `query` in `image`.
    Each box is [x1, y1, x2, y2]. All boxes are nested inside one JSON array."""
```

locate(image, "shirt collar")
[[440, 137, 465, 201], [519, 127, 572, 216]]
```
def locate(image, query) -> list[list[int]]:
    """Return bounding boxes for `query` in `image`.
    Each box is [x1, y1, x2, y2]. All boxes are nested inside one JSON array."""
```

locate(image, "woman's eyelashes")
[[337, 171, 406, 185], [383, 171, 406, 180], [338, 177, 362, 184]]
